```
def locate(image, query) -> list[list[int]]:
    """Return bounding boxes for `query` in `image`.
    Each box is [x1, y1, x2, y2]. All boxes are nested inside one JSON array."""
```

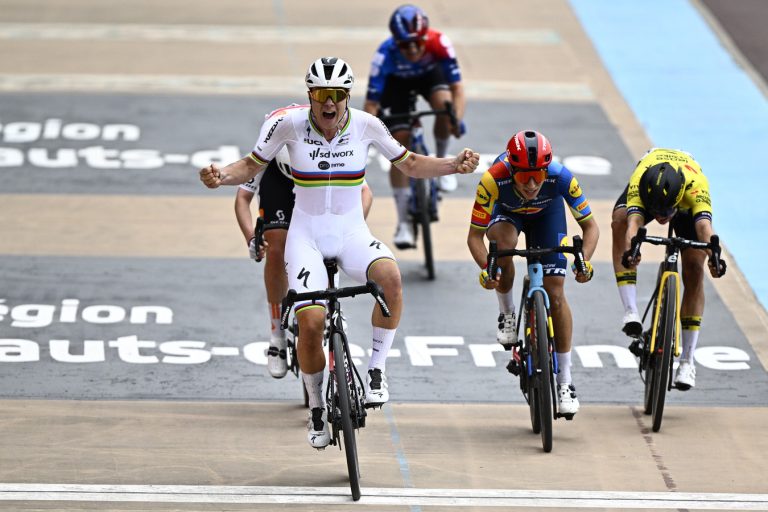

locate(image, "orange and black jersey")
[[470, 154, 593, 230]]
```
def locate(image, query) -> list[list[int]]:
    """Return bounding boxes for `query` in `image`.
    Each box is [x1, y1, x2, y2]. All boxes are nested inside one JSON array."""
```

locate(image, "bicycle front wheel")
[[532, 291, 553, 452], [414, 178, 435, 280], [332, 333, 361, 500], [651, 275, 677, 432]]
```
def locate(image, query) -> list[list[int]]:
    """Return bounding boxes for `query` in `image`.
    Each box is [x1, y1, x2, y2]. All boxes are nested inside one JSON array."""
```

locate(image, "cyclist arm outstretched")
[[393, 148, 479, 178]]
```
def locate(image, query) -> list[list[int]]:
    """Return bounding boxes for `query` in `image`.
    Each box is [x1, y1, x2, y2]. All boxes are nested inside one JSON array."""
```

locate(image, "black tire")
[[414, 178, 435, 280], [643, 353, 654, 415], [651, 276, 676, 433], [532, 291, 553, 452], [332, 333, 361, 500]]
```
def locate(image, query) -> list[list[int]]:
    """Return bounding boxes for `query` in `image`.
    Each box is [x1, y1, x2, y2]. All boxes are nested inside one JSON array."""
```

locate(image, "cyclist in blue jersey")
[[467, 131, 599, 416], [364, 4, 466, 249]]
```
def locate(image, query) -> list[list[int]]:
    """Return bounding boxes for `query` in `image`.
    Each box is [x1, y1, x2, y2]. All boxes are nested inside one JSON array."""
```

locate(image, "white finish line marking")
[[0, 484, 766, 509]]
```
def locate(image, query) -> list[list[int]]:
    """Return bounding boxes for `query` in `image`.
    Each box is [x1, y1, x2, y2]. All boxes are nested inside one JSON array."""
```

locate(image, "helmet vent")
[[527, 147, 537, 168]]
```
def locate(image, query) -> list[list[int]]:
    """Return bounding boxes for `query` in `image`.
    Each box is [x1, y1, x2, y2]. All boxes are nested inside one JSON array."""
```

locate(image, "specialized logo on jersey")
[[568, 177, 582, 198]]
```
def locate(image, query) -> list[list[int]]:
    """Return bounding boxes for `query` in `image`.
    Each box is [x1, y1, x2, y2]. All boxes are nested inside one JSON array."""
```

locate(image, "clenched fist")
[[454, 148, 480, 174], [199, 163, 223, 189]]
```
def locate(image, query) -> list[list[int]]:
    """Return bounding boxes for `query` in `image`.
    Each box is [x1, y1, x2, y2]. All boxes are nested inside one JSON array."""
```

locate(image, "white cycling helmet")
[[274, 146, 292, 179], [305, 57, 355, 89]]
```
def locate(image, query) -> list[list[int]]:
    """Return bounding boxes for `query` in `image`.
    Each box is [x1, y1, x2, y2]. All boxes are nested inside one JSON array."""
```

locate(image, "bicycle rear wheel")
[[414, 178, 435, 280], [651, 275, 676, 432], [532, 291, 553, 452], [332, 332, 361, 500]]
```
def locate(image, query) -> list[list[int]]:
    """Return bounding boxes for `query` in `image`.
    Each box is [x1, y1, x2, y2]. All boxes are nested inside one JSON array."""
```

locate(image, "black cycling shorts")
[[380, 66, 450, 132], [258, 161, 295, 230]]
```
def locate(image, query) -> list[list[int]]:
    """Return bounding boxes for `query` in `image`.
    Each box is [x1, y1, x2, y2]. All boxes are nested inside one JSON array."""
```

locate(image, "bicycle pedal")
[[506, 359, 521, 376], [561, 413, 575, 421], [628, 338, 644, 358]]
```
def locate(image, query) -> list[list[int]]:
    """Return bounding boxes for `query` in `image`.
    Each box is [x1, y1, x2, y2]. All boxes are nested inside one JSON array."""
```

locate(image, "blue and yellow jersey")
[[470, 153, 593, 230], [626, 148, 712, 221]]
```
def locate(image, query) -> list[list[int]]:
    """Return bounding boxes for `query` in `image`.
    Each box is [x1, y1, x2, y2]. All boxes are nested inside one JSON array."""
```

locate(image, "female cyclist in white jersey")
[[200, 57, 479, 449]]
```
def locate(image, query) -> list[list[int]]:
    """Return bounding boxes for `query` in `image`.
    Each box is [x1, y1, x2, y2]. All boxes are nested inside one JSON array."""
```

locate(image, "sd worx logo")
[[308, 148, 354, 160]]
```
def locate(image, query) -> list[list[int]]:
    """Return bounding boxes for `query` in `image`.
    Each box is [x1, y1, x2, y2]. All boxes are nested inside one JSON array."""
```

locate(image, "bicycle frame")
[[279, 261, 390, 501], [626, 225, 723, 431], [646, 255, 682, 357], [521, 259, 559, 378], [487, 237, 587, 451]]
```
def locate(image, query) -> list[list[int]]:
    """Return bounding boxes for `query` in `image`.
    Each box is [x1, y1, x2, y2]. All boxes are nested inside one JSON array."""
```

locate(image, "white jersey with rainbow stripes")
[[250, 105, 409, 217]]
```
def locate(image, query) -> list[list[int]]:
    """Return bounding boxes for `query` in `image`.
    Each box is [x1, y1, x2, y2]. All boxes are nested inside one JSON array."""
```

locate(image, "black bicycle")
[[280, 259, 390, 501], [624, 226, 723, 432], [488, 237, 588, 452], [380, 96, 457, 280]]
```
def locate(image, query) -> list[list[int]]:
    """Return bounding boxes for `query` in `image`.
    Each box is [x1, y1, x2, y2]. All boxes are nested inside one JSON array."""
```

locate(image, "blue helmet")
[[389, 4, 429, 42]]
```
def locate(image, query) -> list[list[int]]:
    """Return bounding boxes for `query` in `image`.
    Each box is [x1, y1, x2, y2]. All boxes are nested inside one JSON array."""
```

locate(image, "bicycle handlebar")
[[624, 226, 723, 272], [279, 280, 391, 329], [253, 217, 265, 263], [378, 100, 457, 129], [487, 236, 587, 280]]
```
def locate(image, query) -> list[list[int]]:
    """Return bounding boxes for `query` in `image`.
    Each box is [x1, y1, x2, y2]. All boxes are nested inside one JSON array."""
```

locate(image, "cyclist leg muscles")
[[611, 187, 630, 272], [674, 212, 706, 318], [285, 226, 329, 375], [423, 66, 452, 143], [259, 167, 294, 303], [487, 217, 521, 293], [338, 226, 401, 327]]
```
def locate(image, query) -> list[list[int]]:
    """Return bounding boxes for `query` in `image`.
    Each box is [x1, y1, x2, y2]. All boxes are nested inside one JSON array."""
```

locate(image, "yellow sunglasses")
[[308, 88, 350, 103]]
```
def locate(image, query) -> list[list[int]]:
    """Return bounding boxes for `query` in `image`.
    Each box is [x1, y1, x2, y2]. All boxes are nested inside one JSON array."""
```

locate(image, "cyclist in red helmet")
[[364, 4, 467, 249], [612, 148, 726, 390], [468, 130, 600, 417]]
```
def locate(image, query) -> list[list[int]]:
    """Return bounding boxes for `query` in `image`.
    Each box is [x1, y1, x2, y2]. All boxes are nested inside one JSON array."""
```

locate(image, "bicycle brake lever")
[[280, 290, 296, 329], [254, 217, 265, 263], [367, 280, 391, 318]]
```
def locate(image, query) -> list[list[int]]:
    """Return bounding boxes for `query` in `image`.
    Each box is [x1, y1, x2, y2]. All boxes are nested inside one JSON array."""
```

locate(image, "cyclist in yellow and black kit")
[[612, 148, 727, 390]]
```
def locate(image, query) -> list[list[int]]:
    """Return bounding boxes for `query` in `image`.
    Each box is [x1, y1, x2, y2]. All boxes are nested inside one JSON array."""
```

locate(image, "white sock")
[[619, 284, 638, 315], [302, 371, 324, 410], [393, 187, 411, 224], [369, 326, 396, 371], [681, 329, 699, 362], [269, 303, 286, 346], [556, 351, 572, 385], [496, 289, 516, 314]]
